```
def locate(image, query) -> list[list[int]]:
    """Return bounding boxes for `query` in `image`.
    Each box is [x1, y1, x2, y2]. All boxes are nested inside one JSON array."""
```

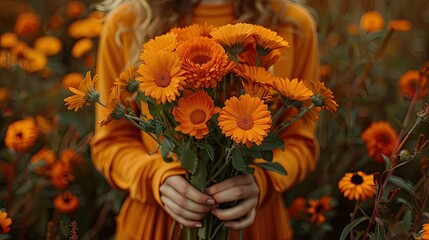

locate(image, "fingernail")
[[195, 223, 202, 228], [207, 198, 216, 205]]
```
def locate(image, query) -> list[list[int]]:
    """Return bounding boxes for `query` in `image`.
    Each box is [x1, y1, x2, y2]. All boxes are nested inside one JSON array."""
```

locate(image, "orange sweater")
[[92, 2, 320, 239]]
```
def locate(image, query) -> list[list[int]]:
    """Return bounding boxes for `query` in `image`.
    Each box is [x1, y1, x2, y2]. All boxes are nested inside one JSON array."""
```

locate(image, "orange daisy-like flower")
[[177, 36, 234, 88], [13, 12, 41, 36], [172, 91, 221, 139], [50, 161, 74, 189], [338, 171, 376, 201], [305, 80, 338, 112], [398, 70, 428, 99], [64, 71, 100, 111], [170, 23, 214, 43], [272, 77, 313, 101], [234, 64, 274, 100], [0, 210, 12, 234], [360, 11, 384, 32], [114, 65, 140, 94], [137, 51, 186, 104], [287, 197, 307, 220], [421, 223, 429, 240], [307, 196, 332, 225], [71, 38, 93, 58], [239, 46, 281, 69], [140, 32, 177, 61], [388, 20, 412, 32], [361, 121, 398, 163], [253, 25, 289, 55], [210, 23, 256, 49], [218, 94, 272, 146], [99, 86, 126, 126], [31, 148, 56, 176], [0, 32, 18, 48], [62, 72, 83, 90], [34, 36, 62, 56], [60, 148, 83, 166], [54, 191, 80, 214], [5, 118, 39, 151]]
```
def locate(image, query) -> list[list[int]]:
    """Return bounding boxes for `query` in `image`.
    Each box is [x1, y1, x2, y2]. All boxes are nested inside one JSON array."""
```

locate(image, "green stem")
[[208, 145, 236, 184]]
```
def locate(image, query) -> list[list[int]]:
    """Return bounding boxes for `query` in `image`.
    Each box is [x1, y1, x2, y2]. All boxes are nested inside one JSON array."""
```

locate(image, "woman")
[[91, 0, 320, 239]]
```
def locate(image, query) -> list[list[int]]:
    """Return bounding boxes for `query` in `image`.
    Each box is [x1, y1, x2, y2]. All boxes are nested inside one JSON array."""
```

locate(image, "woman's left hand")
[[205, 174, 259, 230]]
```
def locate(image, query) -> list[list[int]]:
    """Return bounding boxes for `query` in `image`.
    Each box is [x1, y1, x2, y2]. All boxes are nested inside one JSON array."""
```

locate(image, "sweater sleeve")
[[90, 4, 184, 206], [253, 2, 320, 207]]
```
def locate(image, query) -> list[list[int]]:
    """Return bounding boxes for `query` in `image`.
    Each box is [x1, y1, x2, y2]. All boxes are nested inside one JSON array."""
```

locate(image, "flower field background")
[[0, 0, 428, 239]]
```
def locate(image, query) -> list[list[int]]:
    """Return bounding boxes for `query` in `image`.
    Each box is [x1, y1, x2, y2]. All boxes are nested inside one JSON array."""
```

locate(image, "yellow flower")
[[173, 91, 221, 139], [338, 171, 376, 201], [62, 72, 84, 90], [253, 25, 289, 55], [360, 11, 384, 32], [5, 118, 39, 151], [0, 211, 12, 234], [388, 19, 412, 32], [114, 65, 139, 94], [218, 94, 271, 146], [19, 48, 47, 72], [54, 191, 80, 214], [305, 80, 338, 112], [64, 71, 100, 111], [307, 196, 332, 225], [361, 121, 398, 163], [210, 23, 256, 49], [421, 223, 429, 240], [139, 32, 177, 61], [177, 36, 234, 88], [99, 86, 126, 126], [138, 50, 185, 104], [0, 32, 18, 48], [67, 18, 102, 39], [272, 77, 313, 101], [31, 148, 56, 176], [71, 38, 93, 58], [34, 36, 63, 56]]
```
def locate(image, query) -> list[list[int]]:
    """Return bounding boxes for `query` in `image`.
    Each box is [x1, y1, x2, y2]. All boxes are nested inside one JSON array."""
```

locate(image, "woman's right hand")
[[160, 175, 216, 227]]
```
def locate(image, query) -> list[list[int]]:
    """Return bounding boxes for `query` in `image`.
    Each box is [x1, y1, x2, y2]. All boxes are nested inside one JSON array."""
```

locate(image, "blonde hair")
[[97, 0, 295, 66]]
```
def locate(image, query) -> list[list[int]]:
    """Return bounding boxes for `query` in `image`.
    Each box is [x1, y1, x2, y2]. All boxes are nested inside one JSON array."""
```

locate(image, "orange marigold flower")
[[99, 86, 126, 126], [361, 121, 398, 163], [62, 72, 84, 90], [398, 70, 428, 99], [67, 18, 102, 39], [172, 91, 221, 139], [338, 171, 376, 201], [305, 80, 338, 112], [0, 210, 12, 234], [218, 94, 271, 146], [50, 161, 74, 189], [114, 65, 140, 94], [253, 25, 289, 55], [13, 12, 41, 36], [360, 11, 384, 32], [388, 19, 412, 32], [137, 51, 186, 104], [177, 36, 234, 88], [0, 32, 18, 48], [421, 223, 429, 240], [272, 77, 313, 101], [71, 38, 93, 58], [307, 196, 332, 225], [31, 148, 56, 176], [64, 71, 100, 111], [287, 197, 307, 220], [54, 191, 80, 214], [140, 32, 177, 61], [19, 49, 47, 72], [66, 1, 86, 18], [34, 36, 62, 56], [5, 118, 39, 151]]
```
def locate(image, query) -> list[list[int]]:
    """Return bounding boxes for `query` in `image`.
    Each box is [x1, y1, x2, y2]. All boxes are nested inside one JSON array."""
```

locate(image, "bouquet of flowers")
[[64, 22, 338, 239]]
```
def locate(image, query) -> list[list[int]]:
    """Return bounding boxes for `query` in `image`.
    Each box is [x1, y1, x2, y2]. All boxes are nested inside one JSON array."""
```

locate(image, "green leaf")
[[396, 197, 417, 212], [197, 142, 214, 161], [147, 99, 163, 117], [243, 149, 262, 159], [190, 158, 207, 192], [155, 121, 163, 138], [381, 154, 391, 170], [255, 162, 287, 175], [373, 217, 385, 240], [250, 134, 284, 151], [232, 149, 246, 172], [177, 139, 198, 174], [339, 216, 370, 240], [160, 138, 174, 159], [388, 175, 417, 200], [262, 151, 273, 162]]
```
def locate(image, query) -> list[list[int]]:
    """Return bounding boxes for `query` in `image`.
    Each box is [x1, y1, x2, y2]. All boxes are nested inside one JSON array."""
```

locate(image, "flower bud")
[[399, 149, 411, 161]]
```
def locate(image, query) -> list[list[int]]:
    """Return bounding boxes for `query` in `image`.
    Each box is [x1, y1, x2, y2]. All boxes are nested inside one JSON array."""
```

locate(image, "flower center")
[[16, 132, 23, 139], [64, 196, 71, 203], [315, 204, 324, 213], [237, 114, 253, 130], [155, 70, 171, 87], [190, 109, 206, 124], [351, 174, 363, 185], [191, 54, 211, 65]]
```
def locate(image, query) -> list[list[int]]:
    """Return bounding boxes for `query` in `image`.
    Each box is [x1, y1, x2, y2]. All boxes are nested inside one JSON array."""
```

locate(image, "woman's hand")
[[205, 174, 259, 230], [160, 175, 216, 227]]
